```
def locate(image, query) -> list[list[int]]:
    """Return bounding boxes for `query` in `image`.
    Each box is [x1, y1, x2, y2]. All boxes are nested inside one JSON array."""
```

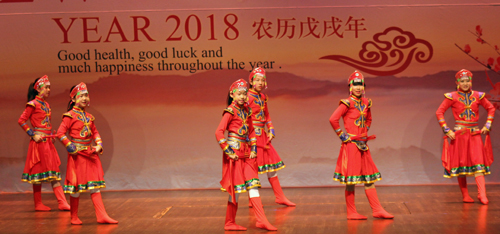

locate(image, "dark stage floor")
[[0, 185, 499, 233]]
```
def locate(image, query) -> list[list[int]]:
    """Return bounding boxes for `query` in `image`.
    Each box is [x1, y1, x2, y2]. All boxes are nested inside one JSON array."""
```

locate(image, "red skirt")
[[21, 140, 61, 184], [333, 142, 382, 185], [255, 130, 285, 174], [63, 148, 106, 194], [444, 131, 490, 178], [220, 142, 261, 194]]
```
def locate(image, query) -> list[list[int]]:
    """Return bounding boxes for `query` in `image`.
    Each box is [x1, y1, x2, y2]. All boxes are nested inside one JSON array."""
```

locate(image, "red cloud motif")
[[320, 27, 433, 76]]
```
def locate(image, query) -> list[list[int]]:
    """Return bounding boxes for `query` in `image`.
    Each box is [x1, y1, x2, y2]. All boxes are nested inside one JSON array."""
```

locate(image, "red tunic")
[[329, 95, 381, 184], [18, 96, 61, 184], [436, 90, 495, 177], [56, 106, 105, 194], [215, 102, 259, 197], [247, 89, 285, 174]]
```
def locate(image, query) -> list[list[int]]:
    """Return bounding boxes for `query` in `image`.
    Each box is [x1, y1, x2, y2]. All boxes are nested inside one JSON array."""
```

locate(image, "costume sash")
[[441, 137, 451, 172], [220, 155, 236, 204], [442, 129, 469, 171], [28, 141, 41, 169], [257, 144, 270, 149], [340, 144, 348, 176], [483, 134, 494, 166], [350, 134, 376, 141], [68, 154, 78, 186]]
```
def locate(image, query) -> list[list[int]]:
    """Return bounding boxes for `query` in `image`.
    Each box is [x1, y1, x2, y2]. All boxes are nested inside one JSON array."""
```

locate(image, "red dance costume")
[[56, 82, 117, 225], [216, 102, 260, 195], [330, 96, 381, 184], [215, 79, 277, 231], [436, 92, 495, 177], [56, 106, 106, 194], [247, 89, 284, 173], [247, 67, 295, 207], [18, 75, 69, 211], [19, 96, 62, 184], [329, 71, 393, 220], [436, 69, 495, 204]]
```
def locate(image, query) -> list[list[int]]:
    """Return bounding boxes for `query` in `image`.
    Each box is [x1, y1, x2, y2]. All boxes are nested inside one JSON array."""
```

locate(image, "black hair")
[[27, 77, 41, 102], [226, 91, 233, 106], [249, 74, 254, 89], [67, 85, 77, 111]]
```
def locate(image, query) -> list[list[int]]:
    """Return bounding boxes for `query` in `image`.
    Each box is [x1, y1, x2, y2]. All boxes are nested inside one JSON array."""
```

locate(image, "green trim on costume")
[[21, 171, 61, 184], [258, 162, 286, 174], [220, 178, 262, 193], [444, 164, 491, 178], [221, 185, 248, 193], [333, 172, 382, 185], [233, 183, 248, 193], [63, 180, 106, 194], [245, 178, 261, 189]]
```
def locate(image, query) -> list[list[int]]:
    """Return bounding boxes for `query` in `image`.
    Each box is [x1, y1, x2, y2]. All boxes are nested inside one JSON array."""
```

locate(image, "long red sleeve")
[[480, 97, 495, 130], [91, 121, 103, 147], [436, 97, 453, 133], [56, 116, 77, 154], [215, 112, 235, 155], [365, 106, 372, 130], [330, 104, 349, 137], [18, 105, 35, 136], [263, 95, 275, 136]]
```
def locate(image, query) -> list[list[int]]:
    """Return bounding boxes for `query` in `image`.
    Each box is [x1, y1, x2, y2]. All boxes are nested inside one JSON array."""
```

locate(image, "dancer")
[[18, 75, 70, 211], [436, 69, 495, 204], [247, 67, 295, 207], [216, 79, 277, 231], [56, 82, 118, 224], [329, 71, 394, 220]]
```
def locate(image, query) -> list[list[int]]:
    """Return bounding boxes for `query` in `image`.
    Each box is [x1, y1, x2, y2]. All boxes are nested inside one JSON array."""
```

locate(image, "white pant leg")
[[267, 171, 277, 178], [248, 188, 260, 198], [228, 193, 240, 203]]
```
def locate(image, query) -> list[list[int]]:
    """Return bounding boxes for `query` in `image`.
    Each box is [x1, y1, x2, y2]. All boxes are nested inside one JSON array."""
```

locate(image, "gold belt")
[[73, 142, 91, 151]]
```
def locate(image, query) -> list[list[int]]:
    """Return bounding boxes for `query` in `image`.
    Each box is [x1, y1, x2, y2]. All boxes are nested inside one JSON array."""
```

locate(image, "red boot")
[[457, 177, 474, 203], [269, 176, 296, 207], [224, 202, 247, 231], [53, 186, 70, 210], [250, 197, 277, 231], [365, 188, 394, 219], [91, 193, 118, 224], [345, 190, 367, 220], [33, 184, 51, 211], [70, 196, 82, 225], [475, 175, 489, 205]]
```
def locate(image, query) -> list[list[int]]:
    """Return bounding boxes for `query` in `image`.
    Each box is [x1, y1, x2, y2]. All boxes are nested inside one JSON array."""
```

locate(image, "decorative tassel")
[[484, 134, 493, 166]]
